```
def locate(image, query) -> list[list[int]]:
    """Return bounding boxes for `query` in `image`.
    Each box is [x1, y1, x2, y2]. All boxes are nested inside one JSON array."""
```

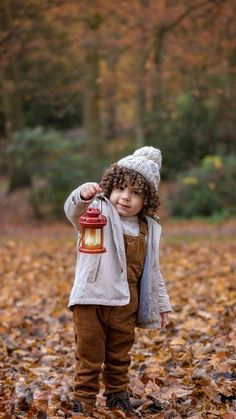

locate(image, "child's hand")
[[80, 182, 103, 200], [160, 312, 169, 330]]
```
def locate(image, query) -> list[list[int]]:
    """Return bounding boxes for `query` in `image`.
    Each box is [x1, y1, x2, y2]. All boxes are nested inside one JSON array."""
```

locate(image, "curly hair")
[[100, 164, 160, 216]]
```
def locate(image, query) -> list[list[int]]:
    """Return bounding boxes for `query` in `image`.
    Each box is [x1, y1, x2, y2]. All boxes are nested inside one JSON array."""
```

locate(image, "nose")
[[121, 188, 130, 201]]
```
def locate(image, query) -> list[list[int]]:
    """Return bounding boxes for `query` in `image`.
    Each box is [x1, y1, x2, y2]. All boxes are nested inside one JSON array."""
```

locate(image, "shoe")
[[71, 399, 84, 414], [107, 391, 136, 414], [71, 399, 94, 416]]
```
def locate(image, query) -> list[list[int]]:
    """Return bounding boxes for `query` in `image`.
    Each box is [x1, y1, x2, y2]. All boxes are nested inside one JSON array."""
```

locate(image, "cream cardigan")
[[64, 186, 171, 329]]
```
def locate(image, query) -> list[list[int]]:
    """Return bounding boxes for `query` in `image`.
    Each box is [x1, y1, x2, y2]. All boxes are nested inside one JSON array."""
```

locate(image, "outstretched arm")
[[64, 182, 102, 231]]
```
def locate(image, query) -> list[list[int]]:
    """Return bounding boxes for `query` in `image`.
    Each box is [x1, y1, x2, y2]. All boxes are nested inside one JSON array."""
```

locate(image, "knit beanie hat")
[[117, 146, 162, 190]]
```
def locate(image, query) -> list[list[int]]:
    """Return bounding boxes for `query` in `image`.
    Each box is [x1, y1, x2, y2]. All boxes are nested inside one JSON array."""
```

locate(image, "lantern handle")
[[97, 193, 103, 213]]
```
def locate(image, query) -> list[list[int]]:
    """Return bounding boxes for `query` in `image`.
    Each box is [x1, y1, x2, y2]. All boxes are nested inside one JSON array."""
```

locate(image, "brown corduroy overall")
[[72, 218, 147, 404]]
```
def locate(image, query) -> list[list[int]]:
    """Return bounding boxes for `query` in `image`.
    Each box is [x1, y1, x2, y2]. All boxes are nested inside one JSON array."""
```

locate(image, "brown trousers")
[[72, 219, 147, 404]]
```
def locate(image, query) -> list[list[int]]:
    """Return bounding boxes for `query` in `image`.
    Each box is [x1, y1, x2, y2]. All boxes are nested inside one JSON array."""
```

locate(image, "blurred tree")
[[80, 1, 104, 158], [0, 0, 83, 140], [159, 0, 236, 173], [1, 0, 236, 187], [0, 0, 26, 139], [135, 0, 150, 147], [6, 126, 89, 216], [137, 0, 229, 141], [104, 53, 119, 141]]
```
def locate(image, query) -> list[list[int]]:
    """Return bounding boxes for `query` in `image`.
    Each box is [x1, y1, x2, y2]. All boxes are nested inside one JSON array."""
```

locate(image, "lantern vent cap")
[[79, 207, 107, 226]]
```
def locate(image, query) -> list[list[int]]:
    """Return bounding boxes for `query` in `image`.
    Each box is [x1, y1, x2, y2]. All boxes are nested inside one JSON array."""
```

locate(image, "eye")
[[133, 190, 140, 196], [117, 185, 125, 191]]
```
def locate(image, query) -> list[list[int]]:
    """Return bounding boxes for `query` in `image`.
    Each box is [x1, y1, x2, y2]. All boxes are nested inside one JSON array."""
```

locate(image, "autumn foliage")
[[0, 223, 235, 417]]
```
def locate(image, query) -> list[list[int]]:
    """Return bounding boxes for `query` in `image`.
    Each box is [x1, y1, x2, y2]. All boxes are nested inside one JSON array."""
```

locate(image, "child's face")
[[110, 183, 144, 217]]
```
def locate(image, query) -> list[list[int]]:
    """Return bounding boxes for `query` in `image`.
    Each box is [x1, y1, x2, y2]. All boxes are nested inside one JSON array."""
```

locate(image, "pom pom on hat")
[[133, 146, 162, 170], [118, 146, 162, 190]]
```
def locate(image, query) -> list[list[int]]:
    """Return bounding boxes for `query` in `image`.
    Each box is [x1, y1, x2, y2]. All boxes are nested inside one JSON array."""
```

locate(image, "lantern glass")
[[79, 205, 107, 254], [83, 227, 102, 248]]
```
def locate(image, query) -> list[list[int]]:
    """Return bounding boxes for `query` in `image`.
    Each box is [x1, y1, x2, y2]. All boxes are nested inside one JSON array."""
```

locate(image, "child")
[[64, 146, 171, 417]]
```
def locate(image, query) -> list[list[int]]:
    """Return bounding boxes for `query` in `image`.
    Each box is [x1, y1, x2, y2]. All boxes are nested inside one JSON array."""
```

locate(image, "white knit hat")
[[117, 146, 162, 190]]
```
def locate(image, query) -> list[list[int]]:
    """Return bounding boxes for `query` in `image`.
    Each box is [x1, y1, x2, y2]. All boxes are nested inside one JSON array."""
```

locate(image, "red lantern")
[[79, 207, 107, 254]]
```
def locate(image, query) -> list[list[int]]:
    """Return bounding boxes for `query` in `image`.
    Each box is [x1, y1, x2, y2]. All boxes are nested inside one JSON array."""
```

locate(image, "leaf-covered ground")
[[0, 225, 236, 418]]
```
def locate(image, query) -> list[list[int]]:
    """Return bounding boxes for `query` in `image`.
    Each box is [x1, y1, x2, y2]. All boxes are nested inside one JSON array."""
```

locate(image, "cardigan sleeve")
[[64, 185, 94, 231]]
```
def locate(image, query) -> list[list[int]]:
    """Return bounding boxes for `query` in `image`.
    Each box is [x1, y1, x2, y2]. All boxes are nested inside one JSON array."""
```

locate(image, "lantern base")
[[79, 247, 106, 254]]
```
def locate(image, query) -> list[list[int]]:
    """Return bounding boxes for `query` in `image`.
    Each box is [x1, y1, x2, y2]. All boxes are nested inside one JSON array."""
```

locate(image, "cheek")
[[136, 197, 144, 210], [140, 201, 144, 210], [110, 191, 117, 205]]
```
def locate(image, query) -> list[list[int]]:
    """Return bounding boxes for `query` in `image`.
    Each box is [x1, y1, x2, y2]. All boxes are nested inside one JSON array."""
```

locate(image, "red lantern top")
[[79, 207, 107, 228]]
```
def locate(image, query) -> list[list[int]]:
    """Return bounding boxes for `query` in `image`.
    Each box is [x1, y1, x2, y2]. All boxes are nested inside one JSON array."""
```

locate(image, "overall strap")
[[139, 218, 148, 237]]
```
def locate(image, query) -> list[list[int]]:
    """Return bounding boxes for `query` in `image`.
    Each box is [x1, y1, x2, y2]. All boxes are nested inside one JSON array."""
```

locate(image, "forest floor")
[[0, 186, 236, 418]]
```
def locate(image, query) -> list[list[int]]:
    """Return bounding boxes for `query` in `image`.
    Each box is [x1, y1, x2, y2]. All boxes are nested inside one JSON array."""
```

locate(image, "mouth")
[[117, 203, 130, 209]]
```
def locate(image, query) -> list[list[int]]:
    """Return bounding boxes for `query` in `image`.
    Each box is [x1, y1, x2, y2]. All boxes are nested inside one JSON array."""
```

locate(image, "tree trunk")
[[0, 70, 25, 140], [135, 49, 148, 148], [83, 47, 104, 165], [0, 0, 25, 139], [151, 29, 165, 120], [105, 55, 118, 141], [135, 0, 151, 147], [82, 9, 103, 161]]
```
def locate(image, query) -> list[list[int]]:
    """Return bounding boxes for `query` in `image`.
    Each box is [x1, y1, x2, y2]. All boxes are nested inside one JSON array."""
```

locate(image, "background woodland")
[[0, 0, 236, 219]]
